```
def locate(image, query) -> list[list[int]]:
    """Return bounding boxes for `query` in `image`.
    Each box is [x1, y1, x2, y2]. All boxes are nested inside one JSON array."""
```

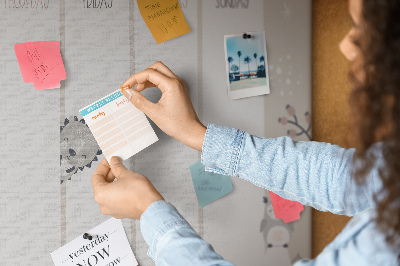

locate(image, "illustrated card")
[[79, 90, 158, 162]]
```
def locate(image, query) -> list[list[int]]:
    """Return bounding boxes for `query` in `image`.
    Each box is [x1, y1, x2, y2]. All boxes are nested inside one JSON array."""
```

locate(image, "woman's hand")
[[120, 61, 206, 151], [91, 157, 164, 220]]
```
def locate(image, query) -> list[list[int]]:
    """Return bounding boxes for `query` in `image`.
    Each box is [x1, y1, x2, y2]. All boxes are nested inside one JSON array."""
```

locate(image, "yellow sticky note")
[[137, 0, 191, 44]]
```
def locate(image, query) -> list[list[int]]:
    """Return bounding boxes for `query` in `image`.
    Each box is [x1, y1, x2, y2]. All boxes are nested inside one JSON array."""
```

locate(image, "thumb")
[[109, 156, 129, 179], [122, 88, 155, 117]]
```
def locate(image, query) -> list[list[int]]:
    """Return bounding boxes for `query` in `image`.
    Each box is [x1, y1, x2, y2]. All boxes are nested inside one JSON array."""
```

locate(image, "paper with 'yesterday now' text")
[[51, 218, 138, 266]]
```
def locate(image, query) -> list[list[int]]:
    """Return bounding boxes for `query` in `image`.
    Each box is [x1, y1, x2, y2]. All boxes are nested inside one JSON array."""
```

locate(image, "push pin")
[[242, 33, 252, 39], [83, 233, 93, 240]]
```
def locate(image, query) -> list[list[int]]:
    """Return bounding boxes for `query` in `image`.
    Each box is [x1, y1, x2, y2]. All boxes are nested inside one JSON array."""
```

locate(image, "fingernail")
[[120, 85, 129, 92], [123, 89, 133, 100], [110, 156, 122, 165]]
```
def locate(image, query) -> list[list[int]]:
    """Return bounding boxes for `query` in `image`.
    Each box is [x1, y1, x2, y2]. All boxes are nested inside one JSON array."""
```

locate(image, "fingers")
[[91, 158, 110, 189], [121, 68, 173, 94], [105, 169, 115, 183], [109, 156, 129, 179], [147, 61, 178, 79], [124, 62, 179, 92], [121, 89, 158, 119], [100, 206, 110, 216], [135, 81, 155, 92]]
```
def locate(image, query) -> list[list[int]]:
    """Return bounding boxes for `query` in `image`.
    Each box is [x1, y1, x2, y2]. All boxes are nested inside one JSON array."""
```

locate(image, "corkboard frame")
[[312, 0, 353, 257]]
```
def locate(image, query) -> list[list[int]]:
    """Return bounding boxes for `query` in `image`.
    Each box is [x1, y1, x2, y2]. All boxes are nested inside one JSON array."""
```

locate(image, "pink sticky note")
[[269, 191, 304, 223], [14, 41, 66, 90]]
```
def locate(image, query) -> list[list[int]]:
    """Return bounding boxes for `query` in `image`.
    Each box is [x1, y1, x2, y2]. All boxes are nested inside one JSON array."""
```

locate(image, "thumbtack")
[[242, 33, 252, 39], [83, 233, 93, 240]]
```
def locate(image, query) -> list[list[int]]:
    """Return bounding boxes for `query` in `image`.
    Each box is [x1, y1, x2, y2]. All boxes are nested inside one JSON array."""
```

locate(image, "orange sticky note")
[[137, 0, 191, 44], [269, 191, 304, 223], [14, 41, 66, 90]]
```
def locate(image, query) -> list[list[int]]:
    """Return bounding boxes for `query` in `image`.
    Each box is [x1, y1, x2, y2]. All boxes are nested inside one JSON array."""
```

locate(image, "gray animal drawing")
[[60, 116, 102, 183], [260, 196, 294, 265]]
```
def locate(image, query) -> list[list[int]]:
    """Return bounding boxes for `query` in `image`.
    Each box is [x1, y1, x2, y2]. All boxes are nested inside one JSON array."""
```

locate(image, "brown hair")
[[350, 0, 400, 252]]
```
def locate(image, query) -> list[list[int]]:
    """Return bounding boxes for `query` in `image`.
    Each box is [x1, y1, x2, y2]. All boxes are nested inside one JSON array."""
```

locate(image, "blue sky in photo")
[[226, 32, 266, 73]]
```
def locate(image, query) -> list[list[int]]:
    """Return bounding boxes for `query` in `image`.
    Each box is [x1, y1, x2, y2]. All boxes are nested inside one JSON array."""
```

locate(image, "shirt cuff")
[[140, 200, 191, 260], [201, 124, 245, 176]]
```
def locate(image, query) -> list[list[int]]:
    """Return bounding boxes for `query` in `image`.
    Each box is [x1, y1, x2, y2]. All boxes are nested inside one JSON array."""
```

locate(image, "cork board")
[[312, 0, 353, 257]]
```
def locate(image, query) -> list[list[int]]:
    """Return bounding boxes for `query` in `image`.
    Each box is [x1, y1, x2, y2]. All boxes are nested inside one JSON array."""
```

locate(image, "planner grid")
[[79, 90, 158, 161]]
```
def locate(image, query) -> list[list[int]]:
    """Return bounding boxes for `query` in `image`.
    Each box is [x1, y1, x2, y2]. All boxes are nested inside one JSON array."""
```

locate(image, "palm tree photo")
[[260, 55, 266, 72], [244, 56, 252, 77], [253, 53, 258, 73], [225, 32, 268, 92], [227, 56, 234, 73], [237, 51, 242, 77]]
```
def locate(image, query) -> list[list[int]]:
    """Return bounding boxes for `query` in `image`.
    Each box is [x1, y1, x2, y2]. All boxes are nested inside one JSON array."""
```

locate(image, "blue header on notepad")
[[80, 91, 123, 117]]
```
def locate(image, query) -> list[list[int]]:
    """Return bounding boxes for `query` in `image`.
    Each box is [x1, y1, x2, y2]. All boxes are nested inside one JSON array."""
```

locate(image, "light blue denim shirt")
[[140, 124, 399, 265]]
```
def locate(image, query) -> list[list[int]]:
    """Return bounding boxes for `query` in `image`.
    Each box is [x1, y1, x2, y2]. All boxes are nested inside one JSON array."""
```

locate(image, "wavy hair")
[[350, 0, 400, 252]]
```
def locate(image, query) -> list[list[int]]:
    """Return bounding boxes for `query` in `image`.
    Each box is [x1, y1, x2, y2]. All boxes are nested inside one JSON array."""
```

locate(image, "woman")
[[91, 0, 400, 264]]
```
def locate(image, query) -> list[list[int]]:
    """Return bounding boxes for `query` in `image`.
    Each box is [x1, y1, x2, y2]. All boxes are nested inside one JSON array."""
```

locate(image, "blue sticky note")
[[189, 160, 233, 208]]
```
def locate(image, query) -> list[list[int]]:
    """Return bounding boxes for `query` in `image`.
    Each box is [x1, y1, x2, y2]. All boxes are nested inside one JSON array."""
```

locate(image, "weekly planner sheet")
[[79, 90, 158, 162]]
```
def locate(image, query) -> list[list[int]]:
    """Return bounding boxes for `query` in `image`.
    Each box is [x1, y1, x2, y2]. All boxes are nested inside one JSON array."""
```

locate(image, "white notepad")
[[79, 90, 158, 162]]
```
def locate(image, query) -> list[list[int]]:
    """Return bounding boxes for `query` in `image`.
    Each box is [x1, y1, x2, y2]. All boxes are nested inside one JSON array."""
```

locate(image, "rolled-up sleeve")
[[140, 200, 234, 265], [201, 124, 382, 216]]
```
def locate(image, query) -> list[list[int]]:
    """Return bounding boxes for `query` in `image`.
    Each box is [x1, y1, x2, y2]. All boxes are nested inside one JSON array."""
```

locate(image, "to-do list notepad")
[[79, 90, 158, 162]]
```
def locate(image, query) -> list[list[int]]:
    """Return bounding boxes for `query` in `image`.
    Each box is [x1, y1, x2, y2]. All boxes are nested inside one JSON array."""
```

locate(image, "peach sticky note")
[[269, 191, 304, 223], [137, 0, 191, 44], [14, 41, 66, 90]]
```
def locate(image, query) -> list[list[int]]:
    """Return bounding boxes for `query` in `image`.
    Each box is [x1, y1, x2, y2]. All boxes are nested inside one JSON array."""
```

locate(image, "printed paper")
[[14, 41, 66, 90], [137, 0, 191, 44], [51, 218, 138, 266], [189, 161, 233, 208], [269, 191, 304, 223], [79, 90, 158, 162]]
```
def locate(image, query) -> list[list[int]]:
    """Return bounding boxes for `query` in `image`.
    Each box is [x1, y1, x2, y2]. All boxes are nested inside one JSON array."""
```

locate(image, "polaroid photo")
[[224, 31, 270, 100]]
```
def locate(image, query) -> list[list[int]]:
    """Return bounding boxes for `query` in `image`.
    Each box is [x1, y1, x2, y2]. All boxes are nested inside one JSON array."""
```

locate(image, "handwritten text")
[[147, 3, 180, 20], [83, 0, 112, 9], [116, 98, 129, 108], [92, 112, 105, 120], [4, 0, 49, 8], [215, 0, 249, 9]]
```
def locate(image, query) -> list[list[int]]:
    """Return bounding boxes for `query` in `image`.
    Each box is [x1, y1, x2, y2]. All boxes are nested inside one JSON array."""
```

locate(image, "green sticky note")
[[189, 161, 233, 208]]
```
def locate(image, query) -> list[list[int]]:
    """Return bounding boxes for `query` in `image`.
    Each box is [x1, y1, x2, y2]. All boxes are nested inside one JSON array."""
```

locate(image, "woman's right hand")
[[120, 61, 206, 151]]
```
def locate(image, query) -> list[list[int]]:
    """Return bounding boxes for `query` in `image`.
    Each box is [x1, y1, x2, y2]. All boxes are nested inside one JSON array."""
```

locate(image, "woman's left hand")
[[91, 157, 164, 220]]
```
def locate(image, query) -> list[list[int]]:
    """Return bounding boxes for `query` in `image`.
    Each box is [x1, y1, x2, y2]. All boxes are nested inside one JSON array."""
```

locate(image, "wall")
[[312, 0, 353, 257]]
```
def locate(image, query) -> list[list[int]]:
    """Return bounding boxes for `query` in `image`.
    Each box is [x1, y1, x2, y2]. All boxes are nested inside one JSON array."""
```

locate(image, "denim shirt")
[[140, 124, 399, 265]]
